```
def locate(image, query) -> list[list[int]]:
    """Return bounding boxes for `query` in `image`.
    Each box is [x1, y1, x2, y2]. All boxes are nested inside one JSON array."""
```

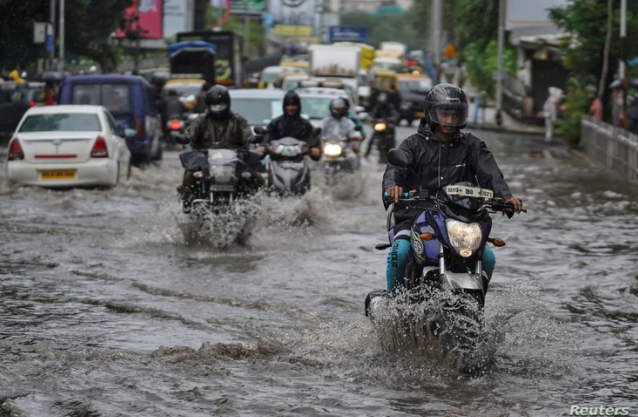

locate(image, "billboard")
[[231, 0, 268, 13], [164, 0, 193, 38], [116, 0, 163, 39], [328, 26, 367, 43], [506, 0, 570, 30]]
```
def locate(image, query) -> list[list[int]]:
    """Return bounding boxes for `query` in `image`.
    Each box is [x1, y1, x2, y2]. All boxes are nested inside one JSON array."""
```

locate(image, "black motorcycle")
[[370, 118, 396, 164], [365, 149, 526, 373], [174, 134, 264, 219]]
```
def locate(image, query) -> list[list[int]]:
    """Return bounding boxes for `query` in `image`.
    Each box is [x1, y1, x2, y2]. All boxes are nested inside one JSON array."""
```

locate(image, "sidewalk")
[[462, 82, 546, 137]]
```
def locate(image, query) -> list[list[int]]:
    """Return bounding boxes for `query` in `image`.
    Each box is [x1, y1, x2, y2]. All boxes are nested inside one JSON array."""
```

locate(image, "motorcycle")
[[371, 119, 396, 164], [174, 134, 264, 220], [165, 113, 199, 149], [365, 149, 526, 373], [258, 127, 321, 197], [321, 131, 360, 184]]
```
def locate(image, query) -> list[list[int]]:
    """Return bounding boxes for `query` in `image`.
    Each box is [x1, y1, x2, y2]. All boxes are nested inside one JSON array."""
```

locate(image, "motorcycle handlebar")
[[382, 192, 527, 214]]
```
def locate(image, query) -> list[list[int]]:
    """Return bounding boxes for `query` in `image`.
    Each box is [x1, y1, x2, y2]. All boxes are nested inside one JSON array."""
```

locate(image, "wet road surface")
[[1, 126, 637, 416]]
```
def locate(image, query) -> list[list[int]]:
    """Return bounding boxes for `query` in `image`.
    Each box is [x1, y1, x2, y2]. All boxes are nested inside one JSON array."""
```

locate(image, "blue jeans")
[[386, 239, 496, 294]]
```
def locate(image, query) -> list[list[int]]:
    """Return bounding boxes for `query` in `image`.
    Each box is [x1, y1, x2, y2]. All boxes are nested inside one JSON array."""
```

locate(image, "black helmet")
[[423, 83, 468, 130], [167, 88, 178, 97], [329, 97, 348, 119], [205, 85, 231, 120]]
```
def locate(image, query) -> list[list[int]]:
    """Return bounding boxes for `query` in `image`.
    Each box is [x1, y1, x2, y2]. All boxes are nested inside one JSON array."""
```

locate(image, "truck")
[[379, 41, 407, 60], [167, 41, 217, 86], [175, 31, 244, 88], [308, 45, 361, 104]]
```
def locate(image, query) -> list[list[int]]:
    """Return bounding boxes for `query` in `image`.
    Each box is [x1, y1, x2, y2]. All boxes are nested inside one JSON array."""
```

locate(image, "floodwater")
[[1, 127, 637, 417]]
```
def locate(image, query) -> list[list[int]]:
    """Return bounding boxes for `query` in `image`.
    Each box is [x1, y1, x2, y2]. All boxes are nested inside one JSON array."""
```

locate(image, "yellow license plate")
[[40, 170, 77, 180], [415, 112, 425, 118]]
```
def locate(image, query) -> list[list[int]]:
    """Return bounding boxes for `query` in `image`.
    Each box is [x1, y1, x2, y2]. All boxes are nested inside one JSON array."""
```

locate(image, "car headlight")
[[323, 143, 342, 157], [445, 219, 482, 257]]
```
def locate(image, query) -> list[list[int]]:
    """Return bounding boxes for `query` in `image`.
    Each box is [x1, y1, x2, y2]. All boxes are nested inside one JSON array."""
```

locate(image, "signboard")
[[33, 22, 48, 44], [164, 0, 193, 38], [116, 0, 164, 39], [231, 0, 267, 13], [506, 0, 569, 30], [272, 25, 314, 37], [328, 26, 367, 43]]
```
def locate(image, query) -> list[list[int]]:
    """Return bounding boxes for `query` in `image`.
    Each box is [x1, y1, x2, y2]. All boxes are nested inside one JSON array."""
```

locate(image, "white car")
[[5, 105, 131, 188]]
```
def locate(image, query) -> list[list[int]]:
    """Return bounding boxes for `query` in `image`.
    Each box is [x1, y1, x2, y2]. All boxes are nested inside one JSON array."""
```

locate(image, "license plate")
[[444, 185, 493, 199], [39, 170, 77, 180], [415, 111, 425, 118]]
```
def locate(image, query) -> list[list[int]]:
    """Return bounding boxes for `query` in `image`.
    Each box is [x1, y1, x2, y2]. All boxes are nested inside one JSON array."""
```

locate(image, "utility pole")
[[431, 0, 442, 81], [49, 0, 56, 69], [243, 1, 250, 58], [620, 0, 627, 128], [58, 0, 65, 70], [496, 0, 505, 119]]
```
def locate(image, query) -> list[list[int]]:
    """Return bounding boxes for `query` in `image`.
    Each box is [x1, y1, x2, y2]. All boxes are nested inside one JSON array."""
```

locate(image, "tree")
[[0, 0, 129, 72], [340, 12, 419, 50], [548, 0, 638, 144]]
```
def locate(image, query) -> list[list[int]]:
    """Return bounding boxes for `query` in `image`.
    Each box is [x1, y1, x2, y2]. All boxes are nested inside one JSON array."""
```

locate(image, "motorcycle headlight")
[[445, 219, 482, 257], [211, 166, 235, 183], [323, 143, 342, 157], [374, 123, 387, 132]]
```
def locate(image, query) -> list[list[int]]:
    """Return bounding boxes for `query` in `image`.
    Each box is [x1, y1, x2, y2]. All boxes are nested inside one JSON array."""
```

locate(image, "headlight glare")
[[324, 143, 342, 157], [445, 219, 482, 255]]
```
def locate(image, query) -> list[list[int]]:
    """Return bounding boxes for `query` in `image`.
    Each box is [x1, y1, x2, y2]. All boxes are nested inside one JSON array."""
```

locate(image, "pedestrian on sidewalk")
[[543, 87, 563, 141], [587, 86, 603, 122]]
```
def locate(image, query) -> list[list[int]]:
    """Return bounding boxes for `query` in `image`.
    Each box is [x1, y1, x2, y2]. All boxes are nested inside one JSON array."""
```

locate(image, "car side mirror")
[[387, 149, 413, 168], [254, 126, 265, 135], [124, 128, 136, 140]]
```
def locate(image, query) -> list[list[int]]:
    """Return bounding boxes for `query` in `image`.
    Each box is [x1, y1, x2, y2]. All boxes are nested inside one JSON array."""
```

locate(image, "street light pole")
[[621, 0, 627, 128], [59, 0, 65, 70], [49, 0, 56, 69], [496, 0, 505, 119]]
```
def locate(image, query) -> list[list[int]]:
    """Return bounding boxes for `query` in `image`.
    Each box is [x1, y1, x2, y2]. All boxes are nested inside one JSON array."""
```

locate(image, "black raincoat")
[[263, 90, 315, 146], [382, 120, 514, 234]]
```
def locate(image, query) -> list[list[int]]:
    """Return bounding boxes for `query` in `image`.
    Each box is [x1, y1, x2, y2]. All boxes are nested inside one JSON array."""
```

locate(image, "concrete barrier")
[[581, 117, 638, 182]]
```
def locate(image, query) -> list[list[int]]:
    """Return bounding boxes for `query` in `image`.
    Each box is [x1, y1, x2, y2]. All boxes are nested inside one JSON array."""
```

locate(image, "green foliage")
[[555, 78, 592, 145], [0, 0, 129, 71], [549, 0, 638, 143], [340, 12, 419, 50], [462, 40, 516, 96], [453, 0, 499, 52], [221, 16, 266, 59]]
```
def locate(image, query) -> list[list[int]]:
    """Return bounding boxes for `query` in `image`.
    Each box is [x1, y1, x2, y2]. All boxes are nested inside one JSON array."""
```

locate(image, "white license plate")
[[444, 185, 493, 199]]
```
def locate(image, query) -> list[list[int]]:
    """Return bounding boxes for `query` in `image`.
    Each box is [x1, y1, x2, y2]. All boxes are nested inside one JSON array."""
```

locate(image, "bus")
[[176, 31, 244, 88]]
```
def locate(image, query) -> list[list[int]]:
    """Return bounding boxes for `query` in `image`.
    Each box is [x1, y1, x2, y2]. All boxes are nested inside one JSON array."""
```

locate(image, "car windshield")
[[299, 96, 334, 120], [163, 82, 202, 97], [19, 113, 102, 132], [72, 84, 130, 113], [231, 98, 283, 125], [400, 80, 432, 92]]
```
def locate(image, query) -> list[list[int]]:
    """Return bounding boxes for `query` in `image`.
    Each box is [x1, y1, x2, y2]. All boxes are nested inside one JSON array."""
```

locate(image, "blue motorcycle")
[[366, 149, 525, 373]]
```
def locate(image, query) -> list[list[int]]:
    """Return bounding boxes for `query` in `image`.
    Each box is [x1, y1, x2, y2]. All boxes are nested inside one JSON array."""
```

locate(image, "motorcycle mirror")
[[358, 112, 369, 121], [312, 127, 322, 136], [172, 132, 190, 145], [387, 149, 412, 168], [248, 135, 262, 144], [254, 126, 265, 135]]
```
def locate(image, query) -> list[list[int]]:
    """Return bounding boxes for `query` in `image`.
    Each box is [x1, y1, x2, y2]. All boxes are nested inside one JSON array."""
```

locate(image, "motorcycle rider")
[[383, 83, 523, 294], [321, 98, 363, 169], [180, 85, 254, 213], [365, 93, 400, 159], [260, 90, 322, 161]]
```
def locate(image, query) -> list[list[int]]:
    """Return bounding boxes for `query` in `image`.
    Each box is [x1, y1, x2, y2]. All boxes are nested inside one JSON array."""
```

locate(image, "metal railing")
[[581, 117, 638, 182]]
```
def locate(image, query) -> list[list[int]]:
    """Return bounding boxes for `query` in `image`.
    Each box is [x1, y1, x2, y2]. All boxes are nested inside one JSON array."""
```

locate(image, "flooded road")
[[1, 127, 637, 416]]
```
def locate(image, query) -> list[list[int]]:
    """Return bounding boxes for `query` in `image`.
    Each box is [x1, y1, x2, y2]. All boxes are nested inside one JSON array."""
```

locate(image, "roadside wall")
[[581, 117, 638, 182]]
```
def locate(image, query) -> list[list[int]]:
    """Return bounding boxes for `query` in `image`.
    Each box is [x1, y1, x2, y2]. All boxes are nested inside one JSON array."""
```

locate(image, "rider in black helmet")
[[382, 83, 524, 295], [180, 85, 253, 212]]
